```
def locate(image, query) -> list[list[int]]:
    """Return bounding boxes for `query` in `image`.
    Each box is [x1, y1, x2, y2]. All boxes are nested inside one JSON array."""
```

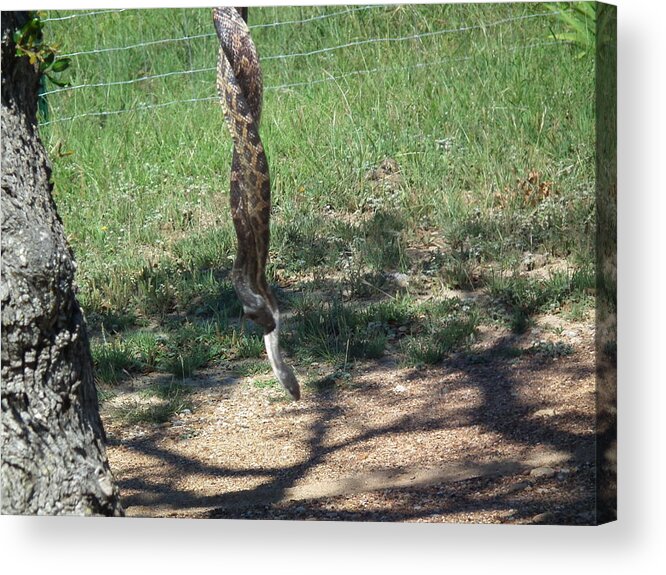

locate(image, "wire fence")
[[55, 5, 382, 59], [40, 5, 569, 127], [42, 8, 128, 22]]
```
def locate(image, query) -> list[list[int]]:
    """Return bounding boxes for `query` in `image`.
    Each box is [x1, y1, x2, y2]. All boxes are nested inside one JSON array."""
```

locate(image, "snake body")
[[213, 7, 300, 400]]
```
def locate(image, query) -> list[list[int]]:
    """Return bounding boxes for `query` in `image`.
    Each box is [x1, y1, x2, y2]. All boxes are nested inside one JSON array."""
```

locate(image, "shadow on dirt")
[[108, 327, 596, 524]]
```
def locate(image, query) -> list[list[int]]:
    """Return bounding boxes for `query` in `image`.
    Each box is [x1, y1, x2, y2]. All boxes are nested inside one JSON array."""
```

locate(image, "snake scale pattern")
[[213, 7, 300, 400]]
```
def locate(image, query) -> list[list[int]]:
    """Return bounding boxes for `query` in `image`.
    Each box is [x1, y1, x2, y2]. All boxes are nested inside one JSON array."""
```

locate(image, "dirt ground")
[[101, 312, 597, 524]]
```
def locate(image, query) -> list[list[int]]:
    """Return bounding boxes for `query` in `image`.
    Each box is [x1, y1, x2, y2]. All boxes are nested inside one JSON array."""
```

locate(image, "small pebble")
[[532, 408, 556, 418], [529, 466, 556, 479], [506, 481, 530, 493], [532, 511, 556, 524]]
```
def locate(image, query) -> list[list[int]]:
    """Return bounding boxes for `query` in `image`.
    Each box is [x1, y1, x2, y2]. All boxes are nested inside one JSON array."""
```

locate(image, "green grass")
[[92, 318, 266, 383], [109, 381, 193, 425], [286, 295, 419, 363], [401, 299, 480, 365], [304, 369, 355, 395], [231, 359, 272, 378], [40, 4, 596, 382], [488, 266, 595, 332], [527, 339, 575, 358], [92, 338, 143, 385]]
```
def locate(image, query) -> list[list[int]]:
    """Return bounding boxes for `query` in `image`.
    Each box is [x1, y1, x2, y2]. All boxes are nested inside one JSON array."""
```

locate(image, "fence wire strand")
[[42, 9, 564, 98], [40, 7, 569, 126], [43, 9, 128, 22], [56, 5, 386, 59], [262, 9, 562, 62], [40, 40, 565, 127]]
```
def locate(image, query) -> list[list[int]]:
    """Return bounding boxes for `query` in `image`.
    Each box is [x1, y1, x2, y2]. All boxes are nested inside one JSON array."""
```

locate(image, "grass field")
[[39, 4, 596, 406]]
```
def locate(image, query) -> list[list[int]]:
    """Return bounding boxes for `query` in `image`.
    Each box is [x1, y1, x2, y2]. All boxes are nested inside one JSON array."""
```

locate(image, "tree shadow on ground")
[[107, 325, 597, 523], [91, 229, 596, 523]]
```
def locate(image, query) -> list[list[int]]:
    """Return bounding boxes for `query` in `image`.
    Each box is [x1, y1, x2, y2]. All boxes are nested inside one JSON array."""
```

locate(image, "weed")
[[97, 387, 116, 405], [172, 228, 236, 271], [435, 251, 484, 290], [304, 369, 353, 394], [251, 377, 281, 390], [288, 296, 418, 363], [403, 315, 478, 366], [358, 210, 408, 272], [146, 380, 191, 401], [161, 347, 210, 379], [232, 360, 272, 377], [123, 330, 162, 369], [545, 2, 596, 57], [488, 267, 593, 333], [399, 298, 479, 365], [224, 329, 265, 360], [88, 311, 138, 334], [110, 381, 193, 425], [528, 340, 574, 358], [497, 346, 524, 359], [92, 339, 142, 385], [562, 296, 594, 321]]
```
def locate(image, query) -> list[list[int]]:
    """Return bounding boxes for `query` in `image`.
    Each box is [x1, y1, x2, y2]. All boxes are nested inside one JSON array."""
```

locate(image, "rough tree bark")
[[595, 3, 617, 524], [1, 12, 122, 516]]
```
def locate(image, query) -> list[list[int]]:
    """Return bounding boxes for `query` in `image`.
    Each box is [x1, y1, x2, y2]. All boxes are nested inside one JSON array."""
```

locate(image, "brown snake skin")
[[213, 7, 300, 400]]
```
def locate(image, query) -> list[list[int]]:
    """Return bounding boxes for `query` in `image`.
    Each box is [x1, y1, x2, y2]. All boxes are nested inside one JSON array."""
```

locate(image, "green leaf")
[[28, 17, 44, 31], [50, 58, 71, 73], [572, 2, 596, 20], [552, 32, 580, 43], [44, 51, 55, 64], [45, 74, 70, 88], [544, 1, 595, 53]]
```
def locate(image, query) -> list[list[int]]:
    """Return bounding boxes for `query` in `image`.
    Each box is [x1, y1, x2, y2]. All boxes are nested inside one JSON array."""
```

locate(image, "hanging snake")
[[212, 7, 300, 400]]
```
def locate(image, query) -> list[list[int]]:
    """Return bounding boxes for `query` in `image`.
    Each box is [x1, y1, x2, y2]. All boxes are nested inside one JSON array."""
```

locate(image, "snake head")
[[264, 330, 300, 401], [281, 368, 301, 401]]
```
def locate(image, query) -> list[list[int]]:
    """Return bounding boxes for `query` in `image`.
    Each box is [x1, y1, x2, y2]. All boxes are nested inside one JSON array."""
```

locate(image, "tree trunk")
[[594, 3, 617, 524], [1, 12, 122, 516]]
